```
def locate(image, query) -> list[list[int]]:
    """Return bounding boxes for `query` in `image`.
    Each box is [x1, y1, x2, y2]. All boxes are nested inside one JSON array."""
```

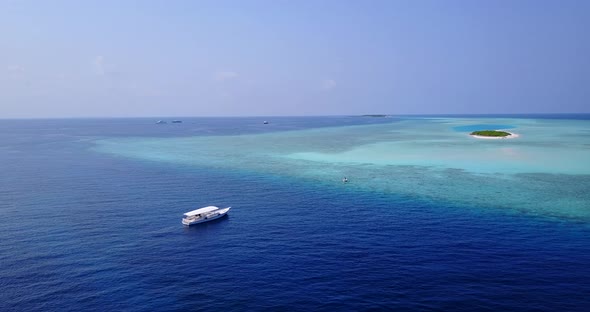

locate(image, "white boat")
[[182, 206, 231, 226]]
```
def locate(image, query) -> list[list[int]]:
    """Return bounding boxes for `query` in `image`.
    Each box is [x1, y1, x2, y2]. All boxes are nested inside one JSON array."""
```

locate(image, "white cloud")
[[321, 79, 336, 90], [94, 56, 105, 75], [214, 70, 239, 82], [7, 65, 24, 73], [6, 65, 25, 80]]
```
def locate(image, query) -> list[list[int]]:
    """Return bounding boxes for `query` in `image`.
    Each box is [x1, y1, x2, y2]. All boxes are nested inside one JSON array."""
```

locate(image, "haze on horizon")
[[1, 0, 589, 118]]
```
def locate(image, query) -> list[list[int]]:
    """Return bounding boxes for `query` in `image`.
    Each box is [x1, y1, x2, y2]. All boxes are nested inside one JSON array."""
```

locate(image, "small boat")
[[342, 177, 348, 183], [263, 121, 269, 124], [182, 206, 231, 226], [156, 120, 167, 124], [171, 120, 182, 123]]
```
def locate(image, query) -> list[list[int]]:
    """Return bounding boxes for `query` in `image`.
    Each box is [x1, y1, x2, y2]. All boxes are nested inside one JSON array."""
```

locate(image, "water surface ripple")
[[1, 116, 589, 311]]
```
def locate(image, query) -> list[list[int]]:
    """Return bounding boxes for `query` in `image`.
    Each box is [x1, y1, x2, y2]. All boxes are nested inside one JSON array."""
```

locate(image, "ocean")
[[1, 115, 589, 311]]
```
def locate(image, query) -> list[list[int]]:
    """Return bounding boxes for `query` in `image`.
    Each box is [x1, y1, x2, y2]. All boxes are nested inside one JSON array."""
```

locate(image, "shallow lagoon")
[[95, 117, 590, 220]]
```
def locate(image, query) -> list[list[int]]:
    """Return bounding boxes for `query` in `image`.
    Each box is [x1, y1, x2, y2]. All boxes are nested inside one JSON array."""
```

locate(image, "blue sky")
[[1, 0, 589, 117]]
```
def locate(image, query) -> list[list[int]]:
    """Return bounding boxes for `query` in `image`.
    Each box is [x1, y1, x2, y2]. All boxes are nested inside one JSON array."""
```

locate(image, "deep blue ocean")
[[1, 116, 590, 311]]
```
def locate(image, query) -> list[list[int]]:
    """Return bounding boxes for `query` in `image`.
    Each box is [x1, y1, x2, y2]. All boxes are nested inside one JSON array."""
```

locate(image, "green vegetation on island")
[[470, 130, 511, 137]]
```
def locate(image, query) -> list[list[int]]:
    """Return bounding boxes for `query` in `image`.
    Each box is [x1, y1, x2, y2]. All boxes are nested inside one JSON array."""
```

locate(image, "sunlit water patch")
[[94, 117, 590, 220]]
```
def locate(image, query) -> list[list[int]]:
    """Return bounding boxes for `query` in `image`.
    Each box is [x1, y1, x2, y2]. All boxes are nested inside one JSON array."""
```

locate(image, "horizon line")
[[1, 112, 590, 120]]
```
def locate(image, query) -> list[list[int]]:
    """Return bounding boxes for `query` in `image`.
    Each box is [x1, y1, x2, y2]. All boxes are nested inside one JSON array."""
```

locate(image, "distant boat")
[[156, 120, 167, 124], [171, 120, 182, 123], [263, 121, 269, 124], [182, 206, 231, 226]]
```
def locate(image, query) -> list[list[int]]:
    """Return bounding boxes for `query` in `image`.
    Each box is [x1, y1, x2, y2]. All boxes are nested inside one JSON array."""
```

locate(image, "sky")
[[1, 0, 589, 118]]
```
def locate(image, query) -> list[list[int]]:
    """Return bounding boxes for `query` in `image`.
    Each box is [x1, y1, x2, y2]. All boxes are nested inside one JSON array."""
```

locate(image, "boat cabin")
[[183, 206, 219, 220]]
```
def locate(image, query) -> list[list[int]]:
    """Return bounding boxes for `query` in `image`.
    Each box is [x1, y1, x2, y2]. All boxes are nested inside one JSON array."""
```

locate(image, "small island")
[[471, 130, 511, 137], [470, 130, 519, 139]]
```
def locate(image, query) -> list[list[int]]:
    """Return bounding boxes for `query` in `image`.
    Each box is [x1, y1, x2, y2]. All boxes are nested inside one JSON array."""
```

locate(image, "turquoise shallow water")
[[452, 123, 516, 132], [95, 117, 590, 221]]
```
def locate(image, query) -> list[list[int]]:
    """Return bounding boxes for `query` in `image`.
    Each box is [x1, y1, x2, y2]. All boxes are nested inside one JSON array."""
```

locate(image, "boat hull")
[[182, 207, 230, 226]]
